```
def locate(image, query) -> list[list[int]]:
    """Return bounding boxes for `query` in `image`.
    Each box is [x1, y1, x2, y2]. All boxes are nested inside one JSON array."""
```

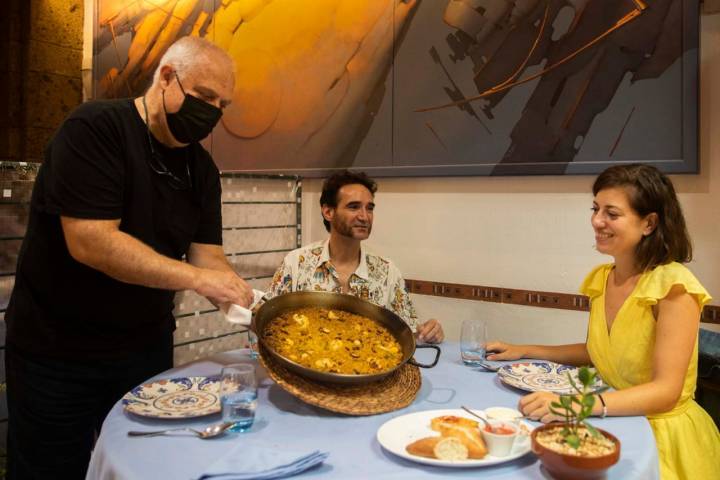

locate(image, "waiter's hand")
[[416, 319, 444, 344], [194, 269, 253, 307]]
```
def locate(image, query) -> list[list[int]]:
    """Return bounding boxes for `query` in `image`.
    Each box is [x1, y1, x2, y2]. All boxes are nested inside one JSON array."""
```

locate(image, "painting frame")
[[92, 0, 700, 177]]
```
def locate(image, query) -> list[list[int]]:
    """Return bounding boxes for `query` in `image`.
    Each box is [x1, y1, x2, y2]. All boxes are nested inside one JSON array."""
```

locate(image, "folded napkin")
[[197, 441, 329, 480], [223, 289, 267, 326]]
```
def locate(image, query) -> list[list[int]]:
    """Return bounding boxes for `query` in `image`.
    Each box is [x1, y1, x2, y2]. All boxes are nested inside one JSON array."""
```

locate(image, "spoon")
[[460, 405, 492, 430], [127, 422, 236, 439], [477, 361, 500, 372]]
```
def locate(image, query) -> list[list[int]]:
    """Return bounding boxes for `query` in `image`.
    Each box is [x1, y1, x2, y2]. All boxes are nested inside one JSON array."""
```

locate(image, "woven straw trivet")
[[259, 347, 421, 416]]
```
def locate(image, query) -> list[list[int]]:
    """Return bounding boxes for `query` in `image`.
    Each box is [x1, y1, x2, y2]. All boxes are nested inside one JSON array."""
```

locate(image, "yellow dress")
[[581, 262, 720, 480]]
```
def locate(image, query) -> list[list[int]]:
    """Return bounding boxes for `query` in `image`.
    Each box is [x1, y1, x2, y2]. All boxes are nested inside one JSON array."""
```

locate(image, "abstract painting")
[[93, 0, 699, 176]]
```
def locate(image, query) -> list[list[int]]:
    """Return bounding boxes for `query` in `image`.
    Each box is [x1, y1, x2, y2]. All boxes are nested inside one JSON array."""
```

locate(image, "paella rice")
[[263, 307, 403, 374]]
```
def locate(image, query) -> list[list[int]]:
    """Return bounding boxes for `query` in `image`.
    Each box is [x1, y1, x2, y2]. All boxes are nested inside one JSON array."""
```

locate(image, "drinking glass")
[[460, 319, 487, 366], [220, 363, 257, 432], [247, 330, 259, 360]]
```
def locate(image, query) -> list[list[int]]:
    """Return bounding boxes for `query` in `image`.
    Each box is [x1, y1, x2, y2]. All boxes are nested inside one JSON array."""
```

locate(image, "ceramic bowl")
[[481, 419, 519, 457], [530, 423, 621, 480], [485, 406, 523, 422]]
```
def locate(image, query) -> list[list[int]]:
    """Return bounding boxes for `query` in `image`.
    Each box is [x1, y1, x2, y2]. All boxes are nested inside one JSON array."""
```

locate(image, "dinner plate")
[[498, 361, 605, 394], [122, 376, 221, 419], [376, 409, 533, 467]]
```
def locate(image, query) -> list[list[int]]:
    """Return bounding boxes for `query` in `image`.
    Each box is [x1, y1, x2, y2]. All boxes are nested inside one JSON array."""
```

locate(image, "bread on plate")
[[405, 436, 469, 460], [406, 415, 488, 460]]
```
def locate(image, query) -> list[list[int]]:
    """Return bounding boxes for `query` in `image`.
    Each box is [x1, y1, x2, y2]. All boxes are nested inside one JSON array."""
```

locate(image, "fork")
[[127, 427, 205, 438], [127, 422, 234, 439]]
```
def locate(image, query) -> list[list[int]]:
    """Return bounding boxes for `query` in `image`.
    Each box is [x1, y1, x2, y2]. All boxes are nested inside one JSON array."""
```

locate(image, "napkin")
[[223, 289, 267, 326], [197, 442, 329, 480]]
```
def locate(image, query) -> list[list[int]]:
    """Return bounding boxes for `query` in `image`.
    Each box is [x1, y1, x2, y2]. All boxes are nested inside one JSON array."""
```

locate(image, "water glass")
[[220, 363, 257, 432], [460, 319, 487, 366], [247, 330, 259, 360]]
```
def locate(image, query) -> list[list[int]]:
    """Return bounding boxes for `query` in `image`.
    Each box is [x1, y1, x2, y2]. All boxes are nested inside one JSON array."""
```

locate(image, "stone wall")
[[0, 0, 84, 163]]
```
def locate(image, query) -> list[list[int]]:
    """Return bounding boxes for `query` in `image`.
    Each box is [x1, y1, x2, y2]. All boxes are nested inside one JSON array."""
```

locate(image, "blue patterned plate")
[[497, 361, 605, 394], [122, 376, 221, 419]]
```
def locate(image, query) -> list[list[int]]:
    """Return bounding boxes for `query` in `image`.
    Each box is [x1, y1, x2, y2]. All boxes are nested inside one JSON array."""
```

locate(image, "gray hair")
[[153, 36, 234, 83]]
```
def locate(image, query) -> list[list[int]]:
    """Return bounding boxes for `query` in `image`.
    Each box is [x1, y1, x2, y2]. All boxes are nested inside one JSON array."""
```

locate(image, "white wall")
[[300, 14, 720, 342]]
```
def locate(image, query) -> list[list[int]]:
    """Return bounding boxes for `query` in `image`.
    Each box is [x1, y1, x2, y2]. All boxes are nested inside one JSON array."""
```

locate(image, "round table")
[[86, 343, 659, 479]]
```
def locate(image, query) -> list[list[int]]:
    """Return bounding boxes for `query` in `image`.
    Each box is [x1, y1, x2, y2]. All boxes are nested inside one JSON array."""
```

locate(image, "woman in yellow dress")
[[486, 164, 720, 479]]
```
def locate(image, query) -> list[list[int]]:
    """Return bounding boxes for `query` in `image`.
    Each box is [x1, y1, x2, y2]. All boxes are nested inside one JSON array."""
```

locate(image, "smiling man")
[[267, 170, 444, 344], [4, 37, 254, 479]]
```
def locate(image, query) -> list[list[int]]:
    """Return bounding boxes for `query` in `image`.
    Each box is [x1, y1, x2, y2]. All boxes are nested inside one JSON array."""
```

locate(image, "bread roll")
[[430, 415, 479, 431], [406, 436, 441, 458], [433, 437, 469, 460], [405, 436, 469, 460], [431, 416, 487, 459]]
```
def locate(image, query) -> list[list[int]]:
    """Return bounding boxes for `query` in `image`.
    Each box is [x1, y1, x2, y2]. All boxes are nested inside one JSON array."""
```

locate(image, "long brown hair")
[[592, 164, 692, 271]]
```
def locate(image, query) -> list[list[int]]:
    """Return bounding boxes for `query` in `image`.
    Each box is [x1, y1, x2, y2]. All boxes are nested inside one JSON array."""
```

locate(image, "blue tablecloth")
[[86, 344, 659, 479]]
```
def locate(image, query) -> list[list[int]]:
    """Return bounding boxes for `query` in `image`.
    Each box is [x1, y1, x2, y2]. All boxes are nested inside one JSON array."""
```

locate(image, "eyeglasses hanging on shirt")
[[142, 95, 192, 191]]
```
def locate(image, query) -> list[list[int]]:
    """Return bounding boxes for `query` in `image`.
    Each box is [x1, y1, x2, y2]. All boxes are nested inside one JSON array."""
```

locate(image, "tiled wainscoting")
[[172, 175, 302, 365], [0, 161, 301, 447]]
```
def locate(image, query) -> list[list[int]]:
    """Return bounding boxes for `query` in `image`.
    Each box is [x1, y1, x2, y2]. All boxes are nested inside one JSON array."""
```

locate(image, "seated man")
[[268, 170, 444, 343]]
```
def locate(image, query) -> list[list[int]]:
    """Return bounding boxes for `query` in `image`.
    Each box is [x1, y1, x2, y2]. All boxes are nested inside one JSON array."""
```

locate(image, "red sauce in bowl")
[[485, 424, 515, 435]]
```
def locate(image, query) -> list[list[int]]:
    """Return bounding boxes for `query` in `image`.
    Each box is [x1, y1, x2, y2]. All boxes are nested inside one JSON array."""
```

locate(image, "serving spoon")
[[460, 405, 492, 430], [127, 422, 236, 439]]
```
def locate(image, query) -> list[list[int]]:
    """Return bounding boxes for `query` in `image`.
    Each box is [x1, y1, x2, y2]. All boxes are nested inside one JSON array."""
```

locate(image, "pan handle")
[[409, 345, 441, 368]]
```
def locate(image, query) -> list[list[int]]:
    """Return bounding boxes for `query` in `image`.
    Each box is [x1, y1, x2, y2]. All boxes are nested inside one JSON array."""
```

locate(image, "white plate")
[[497, 361, 606, 394], [376, 409, 533, 467], [122, 376, 221, 419]]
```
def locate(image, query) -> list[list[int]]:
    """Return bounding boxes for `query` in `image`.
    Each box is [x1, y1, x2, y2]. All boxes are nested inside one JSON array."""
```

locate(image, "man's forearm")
[[78, 228, 199, 291], [190, 250, 235, 274]]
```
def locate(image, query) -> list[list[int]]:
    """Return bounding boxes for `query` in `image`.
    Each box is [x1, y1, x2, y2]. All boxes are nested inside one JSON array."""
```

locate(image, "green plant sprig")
[[548, 366, 609, 450]]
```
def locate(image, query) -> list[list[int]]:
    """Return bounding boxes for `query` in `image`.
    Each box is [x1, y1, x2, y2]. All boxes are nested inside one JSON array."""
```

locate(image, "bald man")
[[5, 37, 251, 479]]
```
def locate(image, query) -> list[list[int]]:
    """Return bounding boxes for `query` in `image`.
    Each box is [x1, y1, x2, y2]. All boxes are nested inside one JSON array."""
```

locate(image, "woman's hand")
[[518, 391, 565, 423], [485, 341, 525, 361]]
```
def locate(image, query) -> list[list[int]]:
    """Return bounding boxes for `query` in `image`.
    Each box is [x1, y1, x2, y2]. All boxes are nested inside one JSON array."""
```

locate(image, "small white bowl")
[[485, 406, 523, 422], [481, 419, 519, 457]]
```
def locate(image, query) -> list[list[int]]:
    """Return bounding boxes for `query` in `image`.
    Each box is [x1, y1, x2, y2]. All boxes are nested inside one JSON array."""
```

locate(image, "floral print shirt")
[[268, 240, 418, 331]]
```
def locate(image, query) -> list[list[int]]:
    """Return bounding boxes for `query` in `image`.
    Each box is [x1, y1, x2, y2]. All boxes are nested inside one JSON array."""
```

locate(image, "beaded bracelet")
[[597, 394, 608, 418]]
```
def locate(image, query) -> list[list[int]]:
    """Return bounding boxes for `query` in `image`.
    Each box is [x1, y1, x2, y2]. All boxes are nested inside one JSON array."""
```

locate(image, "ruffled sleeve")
[[579, 264, 613, 300], [633, 262, 712, 308]]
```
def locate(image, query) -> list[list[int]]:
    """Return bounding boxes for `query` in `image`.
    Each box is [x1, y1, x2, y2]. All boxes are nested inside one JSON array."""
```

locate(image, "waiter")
[[4, 36, 252, 479]]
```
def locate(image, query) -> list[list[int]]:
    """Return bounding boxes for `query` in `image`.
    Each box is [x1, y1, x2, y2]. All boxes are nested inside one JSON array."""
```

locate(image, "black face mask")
[[163, 72, 222, 143]]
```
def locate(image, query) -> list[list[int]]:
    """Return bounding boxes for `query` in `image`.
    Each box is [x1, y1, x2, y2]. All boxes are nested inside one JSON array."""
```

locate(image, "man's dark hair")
[[319, 170, 377, 232], [593, 163, 692, 272]]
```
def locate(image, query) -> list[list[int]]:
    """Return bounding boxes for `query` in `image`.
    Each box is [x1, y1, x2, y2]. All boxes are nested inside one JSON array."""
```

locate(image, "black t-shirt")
[[6, 99, 222, 360]]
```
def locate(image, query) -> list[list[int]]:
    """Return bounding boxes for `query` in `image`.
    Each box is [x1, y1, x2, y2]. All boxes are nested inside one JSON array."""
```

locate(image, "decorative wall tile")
[[222, 227, 297, 255], [228, 251, 288, 280], [173, 289, 215, 316], [173, 333, 247, 366], [221, 177, 299, 202], [174, 310, 244, 345], [221, 203, 297, 229]]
